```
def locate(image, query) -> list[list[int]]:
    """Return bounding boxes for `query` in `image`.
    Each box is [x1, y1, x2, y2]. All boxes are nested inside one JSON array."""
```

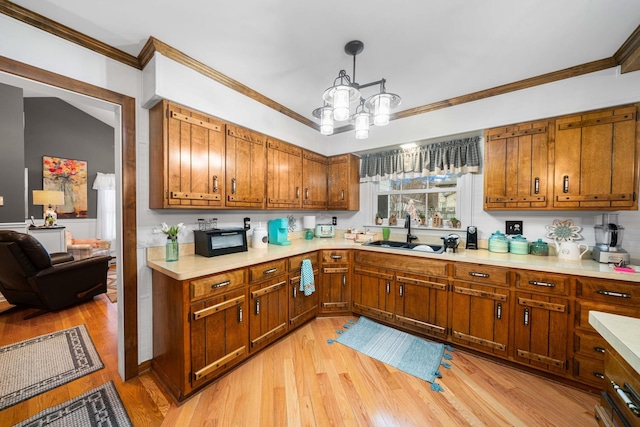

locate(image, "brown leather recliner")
[[0, 230, 111, 318]]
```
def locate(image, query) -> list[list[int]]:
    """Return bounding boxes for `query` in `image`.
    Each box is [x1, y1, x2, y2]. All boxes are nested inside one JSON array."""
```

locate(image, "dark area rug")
[[13, 381, 132, 427], [0, 325, 104, 410]]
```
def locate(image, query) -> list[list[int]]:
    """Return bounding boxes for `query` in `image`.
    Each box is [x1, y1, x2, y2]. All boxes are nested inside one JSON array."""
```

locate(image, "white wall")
[[3, 12, 640, 371]]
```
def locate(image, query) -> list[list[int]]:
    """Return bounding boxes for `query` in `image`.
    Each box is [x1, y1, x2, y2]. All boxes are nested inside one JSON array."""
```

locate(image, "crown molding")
[[614, 24, 640, 73]]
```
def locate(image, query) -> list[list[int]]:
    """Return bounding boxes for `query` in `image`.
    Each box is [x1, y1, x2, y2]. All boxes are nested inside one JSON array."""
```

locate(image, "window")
[[377, 175, 458, 224]]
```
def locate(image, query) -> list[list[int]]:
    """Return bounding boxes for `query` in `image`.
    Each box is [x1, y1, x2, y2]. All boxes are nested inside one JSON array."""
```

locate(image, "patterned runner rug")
[[0, 325, 104, 410], [13, 381, 132, 427], [106, 267, 117, 303]]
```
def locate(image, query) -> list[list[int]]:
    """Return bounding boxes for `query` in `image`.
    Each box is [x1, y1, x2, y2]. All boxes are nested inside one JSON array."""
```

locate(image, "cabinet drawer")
[[515, 270, 569, 295], [574, 330, 607, 361], [576, 277, 640, 306], [356, 251, 448, 277], [454, 263, 509, 287], [249, 259, 287, 283], [573, 354, 605, 388], [190, 269, 246, 301], [322, 250, 350, 263], [575, 301, 640, 333], [289, 252, 318, 272]]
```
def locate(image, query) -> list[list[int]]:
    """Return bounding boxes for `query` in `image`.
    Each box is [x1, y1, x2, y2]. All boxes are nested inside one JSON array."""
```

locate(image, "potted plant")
[[418, 211, 426, 226], [375, 212, 383, 225], [450, 217, 461, 229]]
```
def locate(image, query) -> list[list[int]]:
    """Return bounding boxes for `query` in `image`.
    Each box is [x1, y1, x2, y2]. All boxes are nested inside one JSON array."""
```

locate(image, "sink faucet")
[[405, 213, 418, 243]]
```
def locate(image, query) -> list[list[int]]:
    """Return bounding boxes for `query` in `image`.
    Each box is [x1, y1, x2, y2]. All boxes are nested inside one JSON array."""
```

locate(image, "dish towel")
[[300, 259, 315, 296]]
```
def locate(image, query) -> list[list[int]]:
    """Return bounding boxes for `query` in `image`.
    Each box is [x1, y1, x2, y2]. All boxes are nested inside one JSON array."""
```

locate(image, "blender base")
[[592, 247, 630, 264]]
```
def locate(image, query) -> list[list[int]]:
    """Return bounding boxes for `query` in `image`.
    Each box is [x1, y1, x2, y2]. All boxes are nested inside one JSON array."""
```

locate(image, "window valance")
[[359, 136, 481, 182]]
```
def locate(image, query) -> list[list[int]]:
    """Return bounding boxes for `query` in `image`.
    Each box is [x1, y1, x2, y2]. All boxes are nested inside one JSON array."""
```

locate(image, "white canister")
[[252, 223, 268, 249]]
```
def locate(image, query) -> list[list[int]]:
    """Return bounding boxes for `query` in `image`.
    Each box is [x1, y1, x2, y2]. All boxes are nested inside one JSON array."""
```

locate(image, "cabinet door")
[[150, 100, 225, 209], [554, 104, 638, 209], [395, 272, 448, 340], [451, 282, 509, 357], [484, 121, 549, 209], [319, 266, 351, 314], [302, 150, 328, 210], [190, 288, 247, 390], [225, 125, 266, 208], [513, 292, 570, 375], [249, 278, 288, 352], [352, 265, 395, 322], [289, 272, 319, 328], [327, 154, 359, 211], [267, 138, 302, 209]]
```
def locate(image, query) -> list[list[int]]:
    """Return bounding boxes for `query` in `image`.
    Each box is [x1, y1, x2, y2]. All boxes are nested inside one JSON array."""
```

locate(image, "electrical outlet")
[[506, 220, 523, 235]]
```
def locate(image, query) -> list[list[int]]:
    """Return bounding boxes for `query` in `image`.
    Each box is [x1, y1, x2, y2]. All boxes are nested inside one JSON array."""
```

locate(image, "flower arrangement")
[[161, 222, 185, 240]]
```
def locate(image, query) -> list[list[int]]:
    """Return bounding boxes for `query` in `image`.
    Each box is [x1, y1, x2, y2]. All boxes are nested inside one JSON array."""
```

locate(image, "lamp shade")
[[33, 190, 64, 206], [303, 215, 316, 229]]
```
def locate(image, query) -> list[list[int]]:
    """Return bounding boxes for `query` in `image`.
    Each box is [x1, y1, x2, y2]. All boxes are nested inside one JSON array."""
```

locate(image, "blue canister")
[[509, 234, 529, 255], [488, 230, 509, 253]]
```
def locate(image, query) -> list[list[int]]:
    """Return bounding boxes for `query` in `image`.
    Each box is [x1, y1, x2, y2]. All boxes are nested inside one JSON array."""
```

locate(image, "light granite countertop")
[[147, 236, 640, 283], [589, 311, 640, 374]]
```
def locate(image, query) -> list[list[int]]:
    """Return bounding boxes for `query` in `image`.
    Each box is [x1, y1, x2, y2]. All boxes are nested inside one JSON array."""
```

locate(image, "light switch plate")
[[506, 220, 523, 235]]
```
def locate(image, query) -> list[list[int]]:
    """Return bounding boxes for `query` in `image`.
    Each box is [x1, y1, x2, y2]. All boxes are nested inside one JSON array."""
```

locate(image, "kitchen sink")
[[364, 240, 445, 254]]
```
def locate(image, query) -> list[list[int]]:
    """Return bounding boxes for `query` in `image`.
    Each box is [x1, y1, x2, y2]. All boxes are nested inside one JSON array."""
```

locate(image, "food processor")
[[592, 214, 630, 264]]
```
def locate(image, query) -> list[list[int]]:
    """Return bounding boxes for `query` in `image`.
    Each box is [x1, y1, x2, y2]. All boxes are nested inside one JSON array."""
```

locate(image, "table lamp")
[[303, 215, 316, 240], [33, 190, 64, 226]]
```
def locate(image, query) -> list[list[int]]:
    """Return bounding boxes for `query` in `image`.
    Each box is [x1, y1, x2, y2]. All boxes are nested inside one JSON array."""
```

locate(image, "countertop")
[[589, 311, 640, 373], [147, 236, 640, 283]]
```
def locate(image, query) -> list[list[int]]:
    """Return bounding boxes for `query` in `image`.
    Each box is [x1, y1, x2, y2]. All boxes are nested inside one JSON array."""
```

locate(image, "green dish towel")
[[300, 259, 315, 296]]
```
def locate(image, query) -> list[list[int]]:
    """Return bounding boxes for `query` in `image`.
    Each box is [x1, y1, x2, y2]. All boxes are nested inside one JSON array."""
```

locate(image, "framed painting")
[[43, 156, 88, 218]]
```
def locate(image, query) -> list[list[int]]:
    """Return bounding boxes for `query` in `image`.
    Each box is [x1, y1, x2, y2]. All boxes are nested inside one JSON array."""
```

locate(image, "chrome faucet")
[[405, 213, 418, 243]]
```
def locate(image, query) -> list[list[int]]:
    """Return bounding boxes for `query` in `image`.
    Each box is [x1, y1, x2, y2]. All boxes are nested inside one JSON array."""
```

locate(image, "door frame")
[[0, 55, 139, 380]]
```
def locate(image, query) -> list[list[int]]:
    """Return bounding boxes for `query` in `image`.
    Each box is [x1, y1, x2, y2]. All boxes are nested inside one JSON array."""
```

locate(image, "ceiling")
[[5, 0, 640, 131]]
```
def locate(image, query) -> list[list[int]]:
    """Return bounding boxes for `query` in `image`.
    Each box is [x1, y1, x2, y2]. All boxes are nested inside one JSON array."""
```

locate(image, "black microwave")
[[194, 228, 248, 257]]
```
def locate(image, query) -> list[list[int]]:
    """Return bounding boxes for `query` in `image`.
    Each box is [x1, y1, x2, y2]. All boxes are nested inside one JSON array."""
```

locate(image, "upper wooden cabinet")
[[484, 120, 550, 210], [225, 125, 267, 209], [553, 104, 638, 209], [266, 138, 302, 209], [327, 154, 360, 211], [302, 150, 328, 210], [149, 100, 226, 209]]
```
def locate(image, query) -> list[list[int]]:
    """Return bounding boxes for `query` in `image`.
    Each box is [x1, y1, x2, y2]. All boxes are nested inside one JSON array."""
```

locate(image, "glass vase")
[[166, 237, 179, 262]]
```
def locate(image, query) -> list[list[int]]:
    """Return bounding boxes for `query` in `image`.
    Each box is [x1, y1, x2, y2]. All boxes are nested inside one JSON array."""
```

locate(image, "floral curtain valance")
[[359, 136, 481, 182]]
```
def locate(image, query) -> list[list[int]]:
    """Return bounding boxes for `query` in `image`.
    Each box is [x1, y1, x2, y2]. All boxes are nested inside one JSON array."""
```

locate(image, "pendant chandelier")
[[312, 40, 401, 139]]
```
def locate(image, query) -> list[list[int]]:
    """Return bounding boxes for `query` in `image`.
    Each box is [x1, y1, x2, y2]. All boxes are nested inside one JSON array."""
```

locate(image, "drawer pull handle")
[[596, 290, 631, 298], [528, 280, 555, 288], [255, 298, 260, 315], [496, 302, 502, 320], [386, 282, 390, 294], [292, 285, 297, 298], [563, 175, 569, 193], [211, 280, 230, 289], [238, 305, 243, 323], [534, 177, 540, 194], [264, 268, 278, 274], [593, 372, 604, 380], [399, 284, 404, 297], [330, 255, 343, 260], [469, 272, 489, 278], [342, 275, 346, 286], [612, 381, 640, 416], [523, 307, 529, 326], [593, 346, 606, 354]]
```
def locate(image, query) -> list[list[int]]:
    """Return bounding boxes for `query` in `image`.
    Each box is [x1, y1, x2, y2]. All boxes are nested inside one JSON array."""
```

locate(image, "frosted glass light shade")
[[319, 106, 334, 135], [353, 112, 370, 139], [332, 85, 351, 121], [371, 93, 391, 126]]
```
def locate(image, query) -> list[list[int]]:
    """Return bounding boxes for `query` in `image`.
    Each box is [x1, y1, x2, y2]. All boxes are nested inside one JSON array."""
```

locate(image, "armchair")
[[0, 230, 111, 318]]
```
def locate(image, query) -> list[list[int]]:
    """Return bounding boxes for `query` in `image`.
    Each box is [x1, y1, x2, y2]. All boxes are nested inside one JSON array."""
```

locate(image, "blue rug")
[[329, 317, 453, 391]]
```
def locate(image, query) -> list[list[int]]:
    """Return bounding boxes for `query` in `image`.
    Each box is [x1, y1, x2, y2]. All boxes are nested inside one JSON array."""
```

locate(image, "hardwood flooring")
[[0, 297, 598, 426]]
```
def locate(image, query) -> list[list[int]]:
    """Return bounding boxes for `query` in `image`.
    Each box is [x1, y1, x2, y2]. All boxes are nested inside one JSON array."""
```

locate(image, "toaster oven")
[[315, 224, 336, 238], [194, 228, 248, 257]]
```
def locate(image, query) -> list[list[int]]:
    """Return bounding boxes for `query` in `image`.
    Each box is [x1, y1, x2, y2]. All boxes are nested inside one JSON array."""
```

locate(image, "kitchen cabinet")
[[149, 100, 226, 209], [267, 138, 302, 209], [450, 264, 510, 358], [318, 250, 351, 315], [395, 271, 449, 340], [513, 270, 570, 375], [553, 104, 638, 210], [151, 268, 248, 400], [484, 120, 550, 210], [288, 252, 319, 329], [352, 264, 395, 323], [327, 154, 360, 211], [302, 150, 328, 210], [574, 277, 640, 388], [595, 344, 640, 427], [225, 124, 267, 208], [248, 259, 288, 352]]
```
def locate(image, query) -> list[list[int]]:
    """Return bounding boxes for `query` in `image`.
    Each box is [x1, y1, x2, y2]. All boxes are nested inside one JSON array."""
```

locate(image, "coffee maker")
[[592, 214, 630, 264], [268, 218, 291, 246]]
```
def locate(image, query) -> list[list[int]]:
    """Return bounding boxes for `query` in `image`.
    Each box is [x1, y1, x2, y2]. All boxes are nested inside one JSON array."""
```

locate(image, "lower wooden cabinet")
[[395, 272, 448, 340], [450, 282, 510, 358], [249, 271, 288, 353], [352, 265, 395, 322], [288, 252, 319, 328], [319, 250, 351, 314]]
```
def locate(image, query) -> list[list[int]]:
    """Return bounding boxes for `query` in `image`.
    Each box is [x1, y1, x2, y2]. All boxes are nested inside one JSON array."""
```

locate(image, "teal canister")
[[529, 238, 549, 256], [509, 234, 529, 255], [488, 230, 509, 253]]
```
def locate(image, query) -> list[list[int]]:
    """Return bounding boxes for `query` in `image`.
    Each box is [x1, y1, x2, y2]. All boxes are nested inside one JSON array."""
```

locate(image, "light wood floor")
[[0, 296, 599, 427]]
